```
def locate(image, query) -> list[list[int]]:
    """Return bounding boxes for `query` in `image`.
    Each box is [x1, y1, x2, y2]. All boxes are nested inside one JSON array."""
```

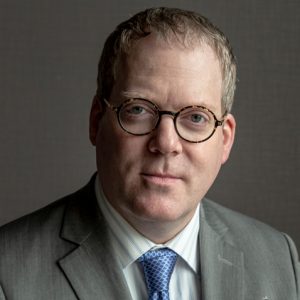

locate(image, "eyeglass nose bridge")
[[154, 110, 179, 129]]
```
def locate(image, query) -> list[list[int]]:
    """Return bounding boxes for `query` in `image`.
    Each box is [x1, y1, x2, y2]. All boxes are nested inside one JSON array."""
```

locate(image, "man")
[[0, 7, 299, 300]]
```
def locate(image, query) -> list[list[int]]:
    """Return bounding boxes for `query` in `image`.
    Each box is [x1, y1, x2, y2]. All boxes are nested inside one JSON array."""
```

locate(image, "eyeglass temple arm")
[[216, 110, 228, 127], [101, 98, 118, 112]]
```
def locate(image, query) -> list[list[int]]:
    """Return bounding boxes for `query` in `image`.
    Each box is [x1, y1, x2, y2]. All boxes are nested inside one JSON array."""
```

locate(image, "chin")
[[131, 197, 189, 223]]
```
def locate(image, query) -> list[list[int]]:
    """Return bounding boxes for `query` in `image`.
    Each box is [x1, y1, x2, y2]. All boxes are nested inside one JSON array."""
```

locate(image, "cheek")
[[95, 125, 147, 204], [96, 123, 145, 177], [186, 139, 223, 187]]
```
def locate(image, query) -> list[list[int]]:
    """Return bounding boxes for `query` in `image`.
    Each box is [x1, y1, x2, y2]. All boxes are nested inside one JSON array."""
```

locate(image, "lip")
[[141, 172, 182, 185]]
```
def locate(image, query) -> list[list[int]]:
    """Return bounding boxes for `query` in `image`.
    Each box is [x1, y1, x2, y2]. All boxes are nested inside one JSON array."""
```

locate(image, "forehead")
[[112, 34, 223, 110]]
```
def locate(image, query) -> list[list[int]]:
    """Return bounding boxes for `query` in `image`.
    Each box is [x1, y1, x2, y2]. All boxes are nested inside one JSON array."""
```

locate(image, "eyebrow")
[[120, 90, 149, 99]]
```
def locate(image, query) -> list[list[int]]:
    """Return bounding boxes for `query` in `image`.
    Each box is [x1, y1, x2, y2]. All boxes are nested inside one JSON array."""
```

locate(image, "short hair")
[[96, 7, 237, 113]]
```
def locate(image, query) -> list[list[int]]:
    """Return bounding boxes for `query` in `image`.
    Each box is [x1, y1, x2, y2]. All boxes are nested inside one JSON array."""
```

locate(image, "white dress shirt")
[[95, 176, 201, 299]]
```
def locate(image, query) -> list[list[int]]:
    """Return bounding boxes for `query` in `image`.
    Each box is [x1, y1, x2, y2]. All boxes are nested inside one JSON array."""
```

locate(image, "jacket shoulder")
[[0, 192, 71, 238], [201, 198, 300, 264], [202, 198, 284, 238], [0, 176, 95, 239]]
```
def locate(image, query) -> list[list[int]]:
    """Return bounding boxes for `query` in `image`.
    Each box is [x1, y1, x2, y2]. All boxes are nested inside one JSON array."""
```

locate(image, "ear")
[[89, 95, 103, 146], [221, 113, 236, 164]]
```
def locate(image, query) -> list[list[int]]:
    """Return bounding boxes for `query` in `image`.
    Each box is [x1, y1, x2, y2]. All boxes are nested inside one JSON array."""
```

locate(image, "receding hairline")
[[115, 30, 222, 75], [113, 30, 226, 100]]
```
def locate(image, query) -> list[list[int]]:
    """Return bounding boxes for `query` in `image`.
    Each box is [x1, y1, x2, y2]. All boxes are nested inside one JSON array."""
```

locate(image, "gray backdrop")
[[0, 0, 299, 249]]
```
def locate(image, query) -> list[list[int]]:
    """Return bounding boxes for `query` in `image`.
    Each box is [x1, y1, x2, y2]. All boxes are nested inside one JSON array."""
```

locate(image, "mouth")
[[140, 172, 182, 185]]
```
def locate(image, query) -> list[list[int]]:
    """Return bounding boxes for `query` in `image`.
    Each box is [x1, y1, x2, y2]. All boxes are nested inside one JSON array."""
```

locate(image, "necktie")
[[139, 248, 178, 300]]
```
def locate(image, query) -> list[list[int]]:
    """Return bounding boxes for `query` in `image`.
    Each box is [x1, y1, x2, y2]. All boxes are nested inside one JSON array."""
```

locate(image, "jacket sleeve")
[[284, 234, 300, 299]]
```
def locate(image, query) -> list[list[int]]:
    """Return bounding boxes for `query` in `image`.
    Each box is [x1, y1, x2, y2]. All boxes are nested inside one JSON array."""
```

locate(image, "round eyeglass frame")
[[100, 97, 226, 143]]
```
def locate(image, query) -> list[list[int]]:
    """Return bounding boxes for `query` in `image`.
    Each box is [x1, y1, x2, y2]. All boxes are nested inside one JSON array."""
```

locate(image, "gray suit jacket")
[[0, 175, 299, 300]]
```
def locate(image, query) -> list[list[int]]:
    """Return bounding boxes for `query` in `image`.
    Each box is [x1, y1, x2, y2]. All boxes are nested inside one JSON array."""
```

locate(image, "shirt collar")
[[95, 175, 200, 274]]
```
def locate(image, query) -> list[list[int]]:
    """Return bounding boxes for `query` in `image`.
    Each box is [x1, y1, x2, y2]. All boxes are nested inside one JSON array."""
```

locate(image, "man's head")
[[90, 7, 236, 243]]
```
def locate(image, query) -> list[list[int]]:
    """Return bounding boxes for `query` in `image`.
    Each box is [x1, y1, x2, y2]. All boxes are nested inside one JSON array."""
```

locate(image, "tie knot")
[[139, 248, 177, 299]]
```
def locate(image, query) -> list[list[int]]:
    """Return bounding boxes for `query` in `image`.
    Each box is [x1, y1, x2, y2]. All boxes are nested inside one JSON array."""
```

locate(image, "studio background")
[[0, 1, 299, 249]]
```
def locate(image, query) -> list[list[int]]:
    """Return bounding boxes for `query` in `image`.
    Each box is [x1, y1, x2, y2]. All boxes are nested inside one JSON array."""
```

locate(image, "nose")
[[148, 115, 183, 155]]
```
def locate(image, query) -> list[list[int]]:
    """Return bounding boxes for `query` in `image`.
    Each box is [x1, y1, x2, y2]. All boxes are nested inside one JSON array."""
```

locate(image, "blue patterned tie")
[[139, 248, 178, 300]]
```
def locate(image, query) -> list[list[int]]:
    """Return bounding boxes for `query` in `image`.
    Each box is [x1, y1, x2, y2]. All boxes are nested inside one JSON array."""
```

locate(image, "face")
[[90, 34, 235, 240]]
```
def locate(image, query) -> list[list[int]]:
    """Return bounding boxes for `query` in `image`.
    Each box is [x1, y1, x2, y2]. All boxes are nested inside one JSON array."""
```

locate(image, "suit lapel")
[[58, 177, 132, 300], [200, 200, 244, 300]]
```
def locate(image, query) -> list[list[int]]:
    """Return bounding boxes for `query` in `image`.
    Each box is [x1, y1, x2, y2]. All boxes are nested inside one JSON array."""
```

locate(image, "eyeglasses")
[[101, 98, 226, 143]]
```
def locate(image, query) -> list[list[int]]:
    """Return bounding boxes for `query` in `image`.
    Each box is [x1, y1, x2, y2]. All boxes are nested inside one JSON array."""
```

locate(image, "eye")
[[177, 107, 212, 132], [126, 105, 146, 115], [190, 113, 206, 123], [180, 109, 210, 124], [120, 100, 157, 122]]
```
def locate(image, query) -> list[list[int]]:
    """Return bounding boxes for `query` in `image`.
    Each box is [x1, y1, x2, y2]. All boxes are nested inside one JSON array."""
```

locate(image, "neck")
[[123, 211, 196, 244]]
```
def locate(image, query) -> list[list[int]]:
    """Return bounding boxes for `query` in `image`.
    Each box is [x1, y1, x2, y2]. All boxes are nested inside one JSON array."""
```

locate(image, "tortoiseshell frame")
[[101, 97, 226, 143]]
